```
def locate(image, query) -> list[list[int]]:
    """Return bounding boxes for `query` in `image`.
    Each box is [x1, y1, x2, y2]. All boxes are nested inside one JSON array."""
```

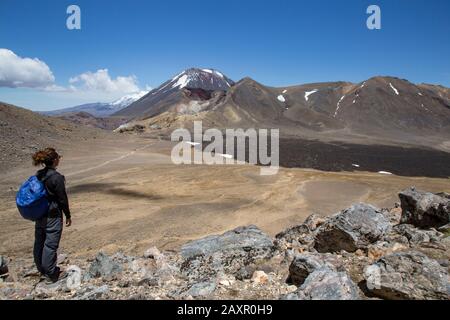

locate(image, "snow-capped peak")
[[111, 90, 149, 107], [165, 68, 234, 91]]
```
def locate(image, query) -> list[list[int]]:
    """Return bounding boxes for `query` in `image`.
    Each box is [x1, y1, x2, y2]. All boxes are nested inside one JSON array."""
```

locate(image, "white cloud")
[[0, 49, 149, 107], [0, 49, 55, 88], [69, 69, 140, 94]]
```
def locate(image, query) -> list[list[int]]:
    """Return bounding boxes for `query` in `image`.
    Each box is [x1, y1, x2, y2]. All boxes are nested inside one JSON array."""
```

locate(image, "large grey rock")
[[34, 281, 65, 297], [77, 285, 109, 300], [399, 188, 450, 229], [296, 267, 360, 300], [181, 225, 273, 259], [275, 224, 310, 243], [89, 252, 122, 280], [180, 225, 274, 281], [288, 253, 341, 286], [364, 251, 449, 300], [392, 224, 443, 245], [186, 281, 216, 298], [314, 204, 391, 253], [0, 256, 8, 276]]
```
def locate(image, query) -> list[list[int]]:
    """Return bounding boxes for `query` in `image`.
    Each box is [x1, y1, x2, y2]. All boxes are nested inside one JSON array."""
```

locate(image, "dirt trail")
[[1, 135, 449, 260], [65, 142, 156, 178]]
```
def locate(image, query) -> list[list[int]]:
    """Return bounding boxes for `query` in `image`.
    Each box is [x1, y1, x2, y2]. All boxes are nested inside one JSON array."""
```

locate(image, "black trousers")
[[33, 215, 63, 279]]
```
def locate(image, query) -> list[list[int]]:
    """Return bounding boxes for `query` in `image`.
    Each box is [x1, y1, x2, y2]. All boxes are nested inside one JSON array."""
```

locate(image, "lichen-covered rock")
[[392, 224, 443, 245], [399, 188, 450, 229], [89, 252, 122, 280], [364, 251, 449, 300], [295, 267, 360, 300], [77, 285, 109, 300], [303, 214, 327, 231], [367, 242, 408, 261], [186, 281, 216, 298], [274, 224, 314, 253], [33, 281, 65, 297], [275, 224, 310, 243], [181, 225, 273, 259], [288, 253, 341, 286], [180, 225, 275, 281], [314, 204, 391, 253]]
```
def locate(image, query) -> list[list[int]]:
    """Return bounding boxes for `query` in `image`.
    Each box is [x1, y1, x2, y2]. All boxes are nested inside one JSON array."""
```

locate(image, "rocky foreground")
[[1, 187, 449, 300]]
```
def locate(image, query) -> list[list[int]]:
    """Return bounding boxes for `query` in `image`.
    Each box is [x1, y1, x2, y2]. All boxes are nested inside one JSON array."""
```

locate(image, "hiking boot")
[[43, 268, 67, 284]]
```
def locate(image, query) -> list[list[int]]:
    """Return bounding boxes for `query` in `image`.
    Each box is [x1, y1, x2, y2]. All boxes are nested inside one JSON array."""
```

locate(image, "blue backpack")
[[16, 173, 54, 221]]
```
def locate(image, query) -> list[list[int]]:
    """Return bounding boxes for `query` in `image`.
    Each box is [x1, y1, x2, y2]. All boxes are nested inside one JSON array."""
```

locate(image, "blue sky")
[[0, 0, 449, 111]]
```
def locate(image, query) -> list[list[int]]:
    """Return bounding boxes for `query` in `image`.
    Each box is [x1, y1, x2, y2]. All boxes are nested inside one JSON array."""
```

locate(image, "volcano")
[[115, 68, 234, 118]]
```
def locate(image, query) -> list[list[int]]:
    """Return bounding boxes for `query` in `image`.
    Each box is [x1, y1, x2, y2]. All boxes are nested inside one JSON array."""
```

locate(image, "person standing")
[[31, 148, 72, 283]]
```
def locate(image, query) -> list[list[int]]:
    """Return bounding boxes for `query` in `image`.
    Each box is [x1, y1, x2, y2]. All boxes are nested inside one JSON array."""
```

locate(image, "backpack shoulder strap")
[[40, 170, 58, 196]]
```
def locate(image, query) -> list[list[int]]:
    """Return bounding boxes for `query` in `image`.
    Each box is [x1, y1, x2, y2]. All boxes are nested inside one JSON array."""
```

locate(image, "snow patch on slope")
[[304, 90, 318, 101], [334, 95, 345, 117], [389, 83, 399, 95], [277, 95, 286, 102], [173, 75, 189, 89]]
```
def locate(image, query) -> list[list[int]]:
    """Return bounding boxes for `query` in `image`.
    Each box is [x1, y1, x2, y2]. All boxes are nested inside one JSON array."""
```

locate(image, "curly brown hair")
[[32, 148, 61, 167]]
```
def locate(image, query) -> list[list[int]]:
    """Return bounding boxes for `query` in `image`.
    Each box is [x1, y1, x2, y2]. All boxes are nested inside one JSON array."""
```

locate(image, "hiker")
[[31, 148, 72, 283]]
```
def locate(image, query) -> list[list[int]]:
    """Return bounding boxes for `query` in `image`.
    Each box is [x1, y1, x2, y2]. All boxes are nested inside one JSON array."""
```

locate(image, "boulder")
[[295, 267, 360, 300], [251, 271, 269, 285], [303, 214, 327, 231], [89, 252, 123, 280], [275, 224, 314, 251], [367, 242, 408, 261], [399, 188, 450, 229], [77, 285, 109, 300], [392, 224, 443, 245], [314, 204, 391, 253], [34, 281, 65, 297], [275, 224, 310, 243], [364, 251, 449, 300], [181, 225, 273, 259], [186, 281, 216, 298], [180, 226, 274, 281], [288, 253, 340, 286]]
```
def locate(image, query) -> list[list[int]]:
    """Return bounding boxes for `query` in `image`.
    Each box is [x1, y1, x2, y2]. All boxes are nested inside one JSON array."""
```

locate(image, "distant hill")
[[55, 112, 129, 130], [0, 102, 105, 169], [43, 91, 148, 117]]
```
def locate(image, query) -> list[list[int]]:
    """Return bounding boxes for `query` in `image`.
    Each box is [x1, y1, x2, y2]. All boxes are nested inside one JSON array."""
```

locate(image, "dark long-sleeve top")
[[36, 167, 71, 219]]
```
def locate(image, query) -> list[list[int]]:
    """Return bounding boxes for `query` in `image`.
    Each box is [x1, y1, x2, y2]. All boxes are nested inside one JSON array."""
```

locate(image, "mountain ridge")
[[112, 69, 449, 148], [43, 91, 149, 117]]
